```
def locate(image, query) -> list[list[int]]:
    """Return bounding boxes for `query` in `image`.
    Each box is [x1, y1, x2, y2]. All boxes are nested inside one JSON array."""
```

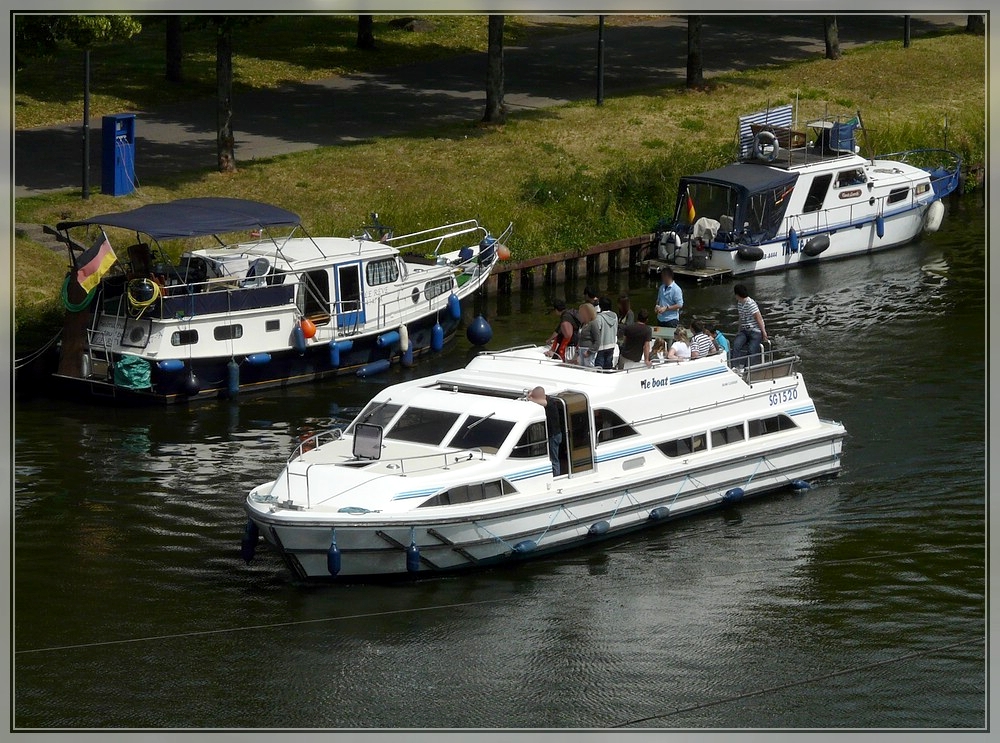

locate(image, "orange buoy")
[[300, 318, 317, 339], [496, 243, 511, 261]]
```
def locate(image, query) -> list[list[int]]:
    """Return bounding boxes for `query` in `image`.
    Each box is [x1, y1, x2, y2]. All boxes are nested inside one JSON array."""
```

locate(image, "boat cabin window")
[[447, 416, 516, 454], [424, 277, 453, 301], [803, 174, 833, 213], [171, 330, 199, 346], [887, 187, 910, 204], [711, 423, 745, 447], [214, 324, 243, 341], [835, 168, 866, 188], [748, 414, 797, 437], [385, 407, 461, 445], [594, 409, 637, 444], [510, 422, 547, 459], [656, 433, 707, 458], [265, 319, 280, 332], [346, 401, 402, 433], [366, 258, 399, 286], [419, 478, 518, 508]]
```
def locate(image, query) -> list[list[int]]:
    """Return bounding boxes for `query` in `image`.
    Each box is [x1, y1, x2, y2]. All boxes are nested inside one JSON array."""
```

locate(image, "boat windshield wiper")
[[361, 398, 391, 424], [462, 411, 495, 437]]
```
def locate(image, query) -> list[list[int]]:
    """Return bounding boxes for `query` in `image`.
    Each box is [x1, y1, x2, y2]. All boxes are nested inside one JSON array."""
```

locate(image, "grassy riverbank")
[[13, 25, 985, 344]]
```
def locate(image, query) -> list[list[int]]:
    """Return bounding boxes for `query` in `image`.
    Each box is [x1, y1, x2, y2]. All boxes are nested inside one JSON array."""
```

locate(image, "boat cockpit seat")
[[240, 257, 271, 288], [717, 215, 734, 240]]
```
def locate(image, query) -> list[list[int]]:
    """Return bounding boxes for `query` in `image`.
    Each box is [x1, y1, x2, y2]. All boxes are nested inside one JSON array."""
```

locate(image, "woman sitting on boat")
[[668, 327, 692, 361]]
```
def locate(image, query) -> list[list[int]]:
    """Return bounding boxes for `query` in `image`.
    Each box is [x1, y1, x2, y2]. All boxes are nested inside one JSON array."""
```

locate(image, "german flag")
[[76, 231, 118, 293], [685, 192, 696, 224]]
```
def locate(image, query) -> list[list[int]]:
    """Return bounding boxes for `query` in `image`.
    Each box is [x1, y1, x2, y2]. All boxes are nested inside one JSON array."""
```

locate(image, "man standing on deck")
[[654, 267, 683, 328], [731, 284, 768, 369]]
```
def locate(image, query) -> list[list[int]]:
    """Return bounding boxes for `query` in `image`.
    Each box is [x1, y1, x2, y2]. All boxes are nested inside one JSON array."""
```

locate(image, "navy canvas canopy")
[[56, 197, 301, 240], [682, 162, 798, 194]]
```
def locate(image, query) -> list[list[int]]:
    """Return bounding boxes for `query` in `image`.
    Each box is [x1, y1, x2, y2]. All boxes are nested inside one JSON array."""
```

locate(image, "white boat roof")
[[198, 235, 400, 272]]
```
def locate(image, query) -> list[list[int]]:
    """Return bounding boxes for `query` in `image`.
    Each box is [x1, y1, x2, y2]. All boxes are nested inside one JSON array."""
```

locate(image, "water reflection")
[[12, 198, 985, 729]]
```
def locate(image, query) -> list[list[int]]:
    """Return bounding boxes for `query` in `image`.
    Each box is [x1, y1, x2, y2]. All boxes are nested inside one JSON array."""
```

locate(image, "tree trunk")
[[685, 15, 703, 89], [966, 15, 985, 35], [482, 15, 505, 124], [216, 20, 236, 172], [165, 15, 182, 82], [357, 15, 375, 50], [823, 16, 840, 60]]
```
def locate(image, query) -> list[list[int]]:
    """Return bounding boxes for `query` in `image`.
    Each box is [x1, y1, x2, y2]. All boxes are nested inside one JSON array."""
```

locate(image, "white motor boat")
[[52, 198, 510, 403], [243, 344, 846, 580], [655, 106, 961, 276]]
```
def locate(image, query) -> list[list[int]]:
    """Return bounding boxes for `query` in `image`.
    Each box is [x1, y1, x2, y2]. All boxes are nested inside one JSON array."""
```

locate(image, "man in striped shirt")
[[731, 284, 768, 369]]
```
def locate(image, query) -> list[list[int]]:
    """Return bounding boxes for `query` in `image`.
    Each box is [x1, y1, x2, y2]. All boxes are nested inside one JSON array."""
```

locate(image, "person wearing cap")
[[654, 267, 683, 327]]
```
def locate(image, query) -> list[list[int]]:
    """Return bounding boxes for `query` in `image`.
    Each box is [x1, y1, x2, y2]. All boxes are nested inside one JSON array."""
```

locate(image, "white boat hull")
[[244, 346, 846, 581]]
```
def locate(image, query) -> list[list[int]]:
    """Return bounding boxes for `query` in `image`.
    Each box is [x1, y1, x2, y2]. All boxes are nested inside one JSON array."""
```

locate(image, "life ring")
[[753, 130, 779, 162]]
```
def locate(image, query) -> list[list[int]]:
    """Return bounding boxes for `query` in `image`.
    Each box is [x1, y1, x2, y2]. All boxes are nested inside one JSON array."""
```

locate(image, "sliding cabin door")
[[557, 391, 594, 476]]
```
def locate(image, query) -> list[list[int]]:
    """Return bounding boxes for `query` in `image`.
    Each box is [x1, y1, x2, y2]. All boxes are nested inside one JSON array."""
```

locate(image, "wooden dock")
[[640, 259, 733, 285], [486, 234, 657, 295]]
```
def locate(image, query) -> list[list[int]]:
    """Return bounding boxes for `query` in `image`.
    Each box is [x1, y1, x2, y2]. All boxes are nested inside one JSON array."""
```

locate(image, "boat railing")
[[874, 148, 962, 198], [385, 219, 488, 257]]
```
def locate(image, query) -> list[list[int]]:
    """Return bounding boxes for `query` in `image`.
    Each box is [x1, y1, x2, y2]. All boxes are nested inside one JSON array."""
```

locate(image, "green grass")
[[13, 25, 985, 349], [14, 14, 629, 128]]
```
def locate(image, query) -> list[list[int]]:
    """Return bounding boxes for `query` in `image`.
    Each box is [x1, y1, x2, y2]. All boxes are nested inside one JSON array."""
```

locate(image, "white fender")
[[924, 200, 945, 233], [399, 323, 409, 353]]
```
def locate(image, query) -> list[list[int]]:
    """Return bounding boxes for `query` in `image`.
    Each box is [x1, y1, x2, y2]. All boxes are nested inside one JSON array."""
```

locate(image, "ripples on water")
[[13, 198, 985, 729]]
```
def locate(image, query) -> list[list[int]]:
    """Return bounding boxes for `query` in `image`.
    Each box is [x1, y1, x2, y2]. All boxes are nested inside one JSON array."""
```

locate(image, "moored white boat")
[[243, 344, 846, 580], [655, 106, 961, 276], [52, 198, 510, 404]]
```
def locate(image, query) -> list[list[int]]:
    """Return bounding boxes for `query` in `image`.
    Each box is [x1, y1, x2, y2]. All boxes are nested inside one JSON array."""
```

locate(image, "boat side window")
[[214, 324, 243, 341], [447, 417, 516, 454], [803, 174, 833, 213], [655, 433, 707, 458], [836, 168, 865, 188], [366, 258, 400, 286], [711, 423, 745, 447], [510, 421, 548, 459], [887, 187, 910, 204], [748, 414, 798, 437], [386, 407, 461, 445], [594, 409, 637, 444], [171, 330, 198, 346], [419, 478, 518, 508], [424, 277, 453, 301], [299, 270, 331, 318], [346, 401, 402, 434]]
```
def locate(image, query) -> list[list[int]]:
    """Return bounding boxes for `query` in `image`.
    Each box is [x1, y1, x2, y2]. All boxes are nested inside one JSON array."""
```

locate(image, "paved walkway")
[[13, 14, 965, 198]]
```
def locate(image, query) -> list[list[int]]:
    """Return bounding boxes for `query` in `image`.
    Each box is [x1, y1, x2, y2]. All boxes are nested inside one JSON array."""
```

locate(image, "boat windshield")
[[447, 415, 516, 454], [385, 407, 461, 446], [346, 400, 401, 433]]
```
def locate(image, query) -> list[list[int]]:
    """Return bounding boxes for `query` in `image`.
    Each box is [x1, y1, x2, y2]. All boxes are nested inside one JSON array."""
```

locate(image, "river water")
[[12, 195, 986, 732]]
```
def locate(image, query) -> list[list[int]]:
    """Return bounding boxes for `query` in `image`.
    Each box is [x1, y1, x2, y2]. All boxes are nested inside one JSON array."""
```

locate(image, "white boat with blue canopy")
[[53, 197, 509, 404], [242, 343, 846, 580], [655, 105, 961, 276]]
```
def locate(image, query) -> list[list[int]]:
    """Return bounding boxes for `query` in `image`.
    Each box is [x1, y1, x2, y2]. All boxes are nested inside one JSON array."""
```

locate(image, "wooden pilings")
[[488, 233, 654, 295]]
